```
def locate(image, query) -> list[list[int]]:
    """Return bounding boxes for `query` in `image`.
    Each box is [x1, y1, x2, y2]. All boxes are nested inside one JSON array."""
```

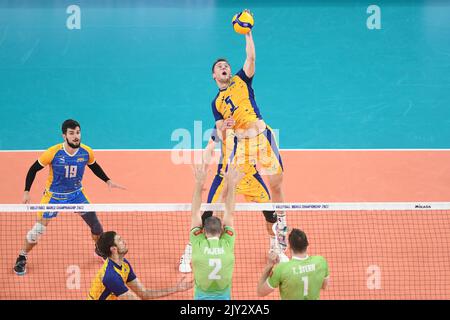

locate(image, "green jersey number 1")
[[302, 276, 309, 296], [208, 259, 222, 280]]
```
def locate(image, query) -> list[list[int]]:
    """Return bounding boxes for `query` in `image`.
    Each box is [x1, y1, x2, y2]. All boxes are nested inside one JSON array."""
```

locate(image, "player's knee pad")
[[26, 223, 46, 244], [263, 210, 278, 224], [201, 211, 213, 226], [80, 212, 103, 236]]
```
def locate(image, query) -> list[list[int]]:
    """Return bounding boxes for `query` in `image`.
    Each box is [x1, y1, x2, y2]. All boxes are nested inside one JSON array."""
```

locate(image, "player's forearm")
[[257, 265, 273, 295], [260, 264, 272, 283], [143, 286, 177, 299], [191, 182, 203, 216], [24, 160, 44, 191], [245, 32, 255, 61], [224, 182, 236, 215], [88, 162, 110, 182]]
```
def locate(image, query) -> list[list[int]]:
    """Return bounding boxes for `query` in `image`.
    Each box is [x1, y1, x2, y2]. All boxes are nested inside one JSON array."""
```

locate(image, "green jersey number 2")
[[208, 259, 222, 280]]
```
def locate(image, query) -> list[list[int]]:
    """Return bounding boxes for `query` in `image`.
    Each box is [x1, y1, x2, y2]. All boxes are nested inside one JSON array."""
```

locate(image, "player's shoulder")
[[103, 260, 123, 278], [223, 225, 235, 236], [46, 143, 64, 153], [311, 255, 328, 264], [39, 144, 63, 164], [276, 260, 292, 269], [190, 226, 204, 236], [123, 258, 133, 268], [233, 68, 252, 82], [80, 143, 93, 152]]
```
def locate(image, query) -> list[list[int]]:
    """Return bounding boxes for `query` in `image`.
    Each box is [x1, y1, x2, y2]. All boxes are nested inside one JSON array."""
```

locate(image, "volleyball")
[[232, 10, 254, 34]]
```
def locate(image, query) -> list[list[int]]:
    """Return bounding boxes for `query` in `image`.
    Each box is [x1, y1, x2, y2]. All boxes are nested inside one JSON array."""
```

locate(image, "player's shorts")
[[37, 188, 91, 219], [194, 286, 231, 300], [223, 125, 284, 176], [207, 166, 271, 203]]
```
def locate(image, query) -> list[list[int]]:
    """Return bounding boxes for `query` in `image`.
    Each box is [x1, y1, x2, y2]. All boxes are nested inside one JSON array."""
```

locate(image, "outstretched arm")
[[257, 252, 279, 297], [126, 276, 193, 300], [222, 166, 244, 228], [87, 162, 126, 190], [243, 12, 256, 78], [191, 162, 208, 229]]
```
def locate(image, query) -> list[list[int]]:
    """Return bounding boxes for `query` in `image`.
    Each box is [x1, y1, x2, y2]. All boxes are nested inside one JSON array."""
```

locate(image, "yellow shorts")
[[208, 162, 270, 203], [223, 126, 284, 176]]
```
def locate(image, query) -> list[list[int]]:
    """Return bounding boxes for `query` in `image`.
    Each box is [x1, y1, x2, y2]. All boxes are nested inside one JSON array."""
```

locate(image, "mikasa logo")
[[415, 204, 431, 209]]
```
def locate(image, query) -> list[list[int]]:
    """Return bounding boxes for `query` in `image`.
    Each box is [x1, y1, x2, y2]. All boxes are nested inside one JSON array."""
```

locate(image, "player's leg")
[[243, 171, 288, 262], [257, 126, 288, 251], [237, 168, 275, 234], [13, 191, 57, 276], [80, 212, 103, 241], [76, 190, 104, 256]]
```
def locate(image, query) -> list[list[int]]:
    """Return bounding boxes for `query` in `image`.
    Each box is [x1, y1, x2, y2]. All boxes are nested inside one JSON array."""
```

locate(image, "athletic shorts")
[[223, 126, 283, 176], [37, 188, 91, 219]]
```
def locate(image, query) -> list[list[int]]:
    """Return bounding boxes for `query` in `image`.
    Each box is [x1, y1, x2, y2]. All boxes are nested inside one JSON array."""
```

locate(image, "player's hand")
[[22, 191, 31, 204], [243, 8, 253, 16], [223, 117, 235, 130], [106, 180, 126, 190], [268, 251, 280, 266], [192, 161, 209, 186], [175, 275, 194, 292], [225, 165, 244, 186]]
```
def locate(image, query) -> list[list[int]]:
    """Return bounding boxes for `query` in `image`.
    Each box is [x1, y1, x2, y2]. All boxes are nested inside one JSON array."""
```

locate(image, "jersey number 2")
[[208, 259, 222, 280], [64, 165, 77, 178]]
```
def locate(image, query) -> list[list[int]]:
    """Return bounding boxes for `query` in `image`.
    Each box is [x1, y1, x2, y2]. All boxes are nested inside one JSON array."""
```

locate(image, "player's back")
[[39, 143, 95, 193], [190, 226, 236, 298], [268, 255, 329, 300], [88, 258, 135, 300]]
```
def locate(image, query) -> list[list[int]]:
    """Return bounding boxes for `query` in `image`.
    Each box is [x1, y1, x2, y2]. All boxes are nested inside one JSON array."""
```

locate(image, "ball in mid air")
[[232, 11, 254, 34]]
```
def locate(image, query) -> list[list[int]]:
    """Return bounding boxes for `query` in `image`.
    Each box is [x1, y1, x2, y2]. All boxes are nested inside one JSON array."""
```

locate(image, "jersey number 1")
[[302, 276, 309, 296], [64, 165, 77, 178], [225, 96, 238, 115]]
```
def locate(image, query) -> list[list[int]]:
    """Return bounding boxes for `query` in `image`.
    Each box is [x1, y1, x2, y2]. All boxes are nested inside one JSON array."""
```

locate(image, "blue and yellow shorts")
[[223, 126, 284, 176], [38, 188, 91, 219]]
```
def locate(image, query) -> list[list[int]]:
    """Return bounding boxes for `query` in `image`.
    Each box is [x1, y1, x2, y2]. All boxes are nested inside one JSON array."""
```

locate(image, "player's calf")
[[80, 212, 104, 237], [14, 222, 47, 275]]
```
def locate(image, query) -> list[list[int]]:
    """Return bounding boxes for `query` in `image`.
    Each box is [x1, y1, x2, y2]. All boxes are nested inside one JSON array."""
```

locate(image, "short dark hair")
[[95, 231, 117, 259], [204, 216, 222, 236], [289, 228, 309, 253], [212, 58, 230, 73], [62, 119, 80, 134]]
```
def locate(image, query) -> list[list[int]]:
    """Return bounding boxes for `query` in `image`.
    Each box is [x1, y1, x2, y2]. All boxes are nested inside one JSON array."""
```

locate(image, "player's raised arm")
[[222, 166, 243, 228], [23, 161, 45, 203], [243, 12, 255, 78], [257, 252, 280, 297], [191, 162, 208, 229]]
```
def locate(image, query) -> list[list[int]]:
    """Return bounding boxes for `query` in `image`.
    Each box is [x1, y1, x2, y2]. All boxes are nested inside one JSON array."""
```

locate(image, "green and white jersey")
[[268, 255, 329, 300], [190, 226, 236, 296]]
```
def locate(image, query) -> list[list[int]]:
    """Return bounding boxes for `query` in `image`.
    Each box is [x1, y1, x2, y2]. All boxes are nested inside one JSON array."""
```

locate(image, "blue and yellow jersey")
[[211, 69, 262, 129], [88, 258, 137, 300], [38, 143, 95, 194]]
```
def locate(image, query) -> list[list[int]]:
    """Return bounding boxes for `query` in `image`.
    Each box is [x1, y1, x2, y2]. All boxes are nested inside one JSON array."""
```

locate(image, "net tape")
[[1, 202, 449, 212]]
